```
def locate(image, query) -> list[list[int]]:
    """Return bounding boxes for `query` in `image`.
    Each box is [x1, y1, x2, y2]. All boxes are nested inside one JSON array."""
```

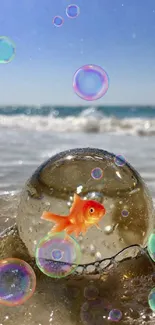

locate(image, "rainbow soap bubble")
[[91, 167, 103, 180], [35, 232, 81, 278], [66, 4, 80, 19], [114, 155, 126, 167], [73, 64, 109, 101], [53, 16, 64, 27], [0, 36, 16, 64], [121, 209, 129, 217], [108, 309, 122, 322], [148, 287, 155, 311], [0, 258, 36, 306], [147, 232, 155, 262]]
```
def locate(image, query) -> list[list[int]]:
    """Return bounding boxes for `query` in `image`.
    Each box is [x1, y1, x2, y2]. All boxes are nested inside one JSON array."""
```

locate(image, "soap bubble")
[[108, 309, 122, 322], [17, 148, 154, 274], [35, 232, 81, 278], [0, 36, 15, 64], [51, 248, 63, 260], [114, 155, 126, 167], [53, 16, 64, 27], [121, 209, 129, 217], [66, 4, 80, 18], [147, 233, 155, 262], [84, 285, 99, 300], [91, 167, 103, 180], [0, 258, 36, 306], [73, 64, 109, 101], [148, 288, 155, 311]]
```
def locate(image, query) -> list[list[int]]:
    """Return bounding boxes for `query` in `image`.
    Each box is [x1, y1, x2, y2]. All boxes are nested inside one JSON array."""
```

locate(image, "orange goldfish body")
[[41, 193, 106, 238]]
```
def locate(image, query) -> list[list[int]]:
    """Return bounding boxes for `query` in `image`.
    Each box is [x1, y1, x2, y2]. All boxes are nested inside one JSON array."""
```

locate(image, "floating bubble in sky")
[[147, 233, 155, 262], [91, 167, 103, 180], [114, 155, 126, 167], [148, 288, 155, 311], [53, 16, 64, 27], [121, 209, 129, 217], [35, 232, 81, 278], [66, 4, 80, 19], [0, 258, 36, 306], [108, 309, 122, 322], [0, 36, 15, 64], [73, 64, 109, 101]]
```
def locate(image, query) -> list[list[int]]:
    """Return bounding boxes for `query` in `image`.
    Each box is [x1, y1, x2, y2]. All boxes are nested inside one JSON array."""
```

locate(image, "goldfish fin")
[[95, 223, 101, 230], [64, 234, 71, 242], [50, 221, 68, 233], [69, 217, 76, 224], [74, 193, 82, 203], [42, 211, 70, 234], [82, 224, 87, 235], [70, 193, 82, 214], [74, 227, 82, 238], [65, 225, 75, 235], [41, 211, 64, 223]]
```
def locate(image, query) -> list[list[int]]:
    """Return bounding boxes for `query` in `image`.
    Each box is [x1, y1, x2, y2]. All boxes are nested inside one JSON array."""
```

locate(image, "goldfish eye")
[[89, 207, 95, 213]]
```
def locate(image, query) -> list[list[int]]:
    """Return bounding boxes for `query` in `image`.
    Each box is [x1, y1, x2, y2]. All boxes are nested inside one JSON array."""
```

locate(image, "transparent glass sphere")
[[17, 148, 154, 267]]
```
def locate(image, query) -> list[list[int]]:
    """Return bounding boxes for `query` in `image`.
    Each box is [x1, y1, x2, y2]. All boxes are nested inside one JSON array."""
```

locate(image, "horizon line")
[[0, 104, 155, 108]]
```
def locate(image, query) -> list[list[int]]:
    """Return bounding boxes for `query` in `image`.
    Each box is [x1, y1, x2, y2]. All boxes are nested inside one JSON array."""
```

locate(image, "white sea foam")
[[0, 113, 155, 136]]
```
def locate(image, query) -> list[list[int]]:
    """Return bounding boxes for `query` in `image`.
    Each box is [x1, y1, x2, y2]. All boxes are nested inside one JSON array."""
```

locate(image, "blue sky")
[[0, 0, 155, 105]]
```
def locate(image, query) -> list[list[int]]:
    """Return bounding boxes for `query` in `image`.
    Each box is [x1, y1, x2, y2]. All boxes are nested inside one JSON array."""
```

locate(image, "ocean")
[[0, 105, 155, 198]]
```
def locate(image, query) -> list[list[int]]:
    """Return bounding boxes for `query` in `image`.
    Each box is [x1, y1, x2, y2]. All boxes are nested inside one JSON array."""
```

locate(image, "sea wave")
[[0, 112, 155, 136]]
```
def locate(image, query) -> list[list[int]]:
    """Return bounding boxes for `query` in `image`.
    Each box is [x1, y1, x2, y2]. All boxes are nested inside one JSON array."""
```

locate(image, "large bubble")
[[17, 148, 154, 273], [148, 232, 155, 262], [0, 36, 15, 64], [148, 287, 155, 312], [73, 65, 109, 101], [35, 232, 81, 278], [0, 258, 36, 306]]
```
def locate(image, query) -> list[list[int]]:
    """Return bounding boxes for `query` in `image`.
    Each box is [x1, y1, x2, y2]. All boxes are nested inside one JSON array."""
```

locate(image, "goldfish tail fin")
[[41, 211, 64, 223], [42, 211, 70, 234]]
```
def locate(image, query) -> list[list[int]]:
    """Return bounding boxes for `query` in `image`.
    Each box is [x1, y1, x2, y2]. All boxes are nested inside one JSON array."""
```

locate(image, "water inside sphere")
[[17, 148, 154, 271]]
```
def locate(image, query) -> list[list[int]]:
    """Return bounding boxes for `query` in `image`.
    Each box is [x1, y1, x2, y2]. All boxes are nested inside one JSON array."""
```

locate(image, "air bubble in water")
[[108, 309, 122, 322]]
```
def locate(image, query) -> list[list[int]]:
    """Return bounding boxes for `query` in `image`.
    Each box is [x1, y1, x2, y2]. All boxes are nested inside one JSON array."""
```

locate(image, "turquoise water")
[[0, 105, 155, 118]]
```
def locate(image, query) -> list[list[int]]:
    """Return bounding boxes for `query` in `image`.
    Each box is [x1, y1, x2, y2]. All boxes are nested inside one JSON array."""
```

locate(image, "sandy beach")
[[0, 128, 155, 324]]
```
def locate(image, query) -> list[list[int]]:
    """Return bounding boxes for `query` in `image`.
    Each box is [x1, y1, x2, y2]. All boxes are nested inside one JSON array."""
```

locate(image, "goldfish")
[[41, 193, 106, 238]]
